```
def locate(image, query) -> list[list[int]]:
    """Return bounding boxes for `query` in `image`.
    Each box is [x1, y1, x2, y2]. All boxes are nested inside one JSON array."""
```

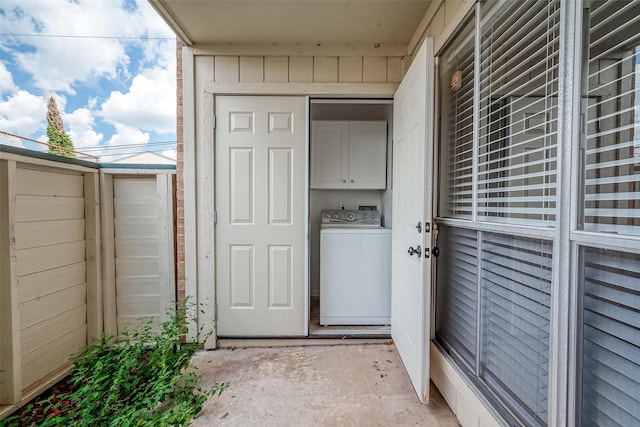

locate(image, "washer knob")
[[346, 212, 356, 221]]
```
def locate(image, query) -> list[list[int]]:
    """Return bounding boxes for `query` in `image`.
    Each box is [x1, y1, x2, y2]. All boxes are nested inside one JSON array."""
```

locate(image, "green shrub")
[[46, 123, 75, 158], [31, 303, 226, 427]]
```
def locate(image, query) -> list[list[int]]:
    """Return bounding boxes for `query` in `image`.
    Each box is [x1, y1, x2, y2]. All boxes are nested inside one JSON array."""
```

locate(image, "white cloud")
[[0, 0, 176, 151], [65, 107, 104, 149], [107, 123, 150, 147], [1, 1, 124, 94], [0, 0, 175, 95], [161, 149, 177, 160], [0, 62, 17, 95], [99, 64, 176, 134], [0, 90, 46, 136]]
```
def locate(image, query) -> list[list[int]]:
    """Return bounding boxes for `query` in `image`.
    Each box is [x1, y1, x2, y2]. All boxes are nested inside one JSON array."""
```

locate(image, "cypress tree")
[[46, 95, 76, 158]]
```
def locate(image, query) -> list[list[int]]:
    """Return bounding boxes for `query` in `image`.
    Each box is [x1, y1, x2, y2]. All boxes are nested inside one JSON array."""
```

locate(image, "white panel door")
[[391, 38, 434, 403], [216, 96, 306, 336]]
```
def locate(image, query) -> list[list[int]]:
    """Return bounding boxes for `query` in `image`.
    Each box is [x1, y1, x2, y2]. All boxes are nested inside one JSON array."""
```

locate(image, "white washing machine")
[[320, 210, 392, 325]]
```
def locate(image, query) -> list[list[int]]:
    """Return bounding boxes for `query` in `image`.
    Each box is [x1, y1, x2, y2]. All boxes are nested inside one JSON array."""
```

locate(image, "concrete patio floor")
[[192, 340, 460, 426]]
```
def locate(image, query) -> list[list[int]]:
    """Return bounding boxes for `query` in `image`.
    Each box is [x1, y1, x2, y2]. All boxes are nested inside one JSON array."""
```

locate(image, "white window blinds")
[[477, 0, 560, 226], [435, 225, 478, 368], [581, 247, 640, 426], [480, 233, 552, 426], [439, 19, 475, 220], [582, 0, 640, 236]]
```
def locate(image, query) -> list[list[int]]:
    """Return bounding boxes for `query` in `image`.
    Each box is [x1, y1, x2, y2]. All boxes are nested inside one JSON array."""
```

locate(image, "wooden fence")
[[0, 146, 175, 417]]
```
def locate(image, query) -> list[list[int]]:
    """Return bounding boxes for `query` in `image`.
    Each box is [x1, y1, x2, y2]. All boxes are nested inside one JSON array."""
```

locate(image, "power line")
[[99, 148, 177, 159], [80, 141, 177, 152], [1, 33, 175, 40], [99, 147, 176, 154]]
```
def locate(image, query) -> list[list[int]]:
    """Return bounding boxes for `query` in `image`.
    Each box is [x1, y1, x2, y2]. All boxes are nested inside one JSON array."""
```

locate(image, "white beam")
[[84, 172, 103, 343], [0, 159, 21, 405], [99, 172, 117, 337]]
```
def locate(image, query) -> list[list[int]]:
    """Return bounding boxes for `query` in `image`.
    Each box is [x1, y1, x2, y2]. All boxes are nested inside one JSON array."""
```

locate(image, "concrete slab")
[[192, 341, 460, 426]]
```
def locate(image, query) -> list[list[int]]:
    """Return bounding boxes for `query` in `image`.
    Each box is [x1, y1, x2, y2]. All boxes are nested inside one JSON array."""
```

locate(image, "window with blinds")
[[435, 1, 559, 424], [580, 247, 640, 426], [582, 0, 640, 236], [435, 225, 478, 368], [480, 233, 552, 426], [477, 0, 560, 227], [438, 19, 475, 220]]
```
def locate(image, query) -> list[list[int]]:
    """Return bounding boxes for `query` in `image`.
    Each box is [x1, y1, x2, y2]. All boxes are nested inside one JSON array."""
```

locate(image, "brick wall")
[[175, 38, 185, 306]]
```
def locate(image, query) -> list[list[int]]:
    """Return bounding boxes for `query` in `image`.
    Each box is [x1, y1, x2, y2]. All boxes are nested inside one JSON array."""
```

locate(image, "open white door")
[[391, 37, 434, 403], [215, 96, 306, 336]]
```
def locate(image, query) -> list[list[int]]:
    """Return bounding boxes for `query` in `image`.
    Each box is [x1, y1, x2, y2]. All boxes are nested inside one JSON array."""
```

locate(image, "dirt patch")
[[3, 377, 76, 427]]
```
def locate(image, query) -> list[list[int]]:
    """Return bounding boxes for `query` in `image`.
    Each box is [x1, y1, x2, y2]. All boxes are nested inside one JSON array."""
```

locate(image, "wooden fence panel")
[[102, 172, 175, 337], [1, 150, 174, 417], [14, 166, 88, 393]]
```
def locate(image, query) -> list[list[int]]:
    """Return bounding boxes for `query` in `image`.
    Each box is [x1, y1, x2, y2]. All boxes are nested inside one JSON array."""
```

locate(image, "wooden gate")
[[101, 170, 176, 337]]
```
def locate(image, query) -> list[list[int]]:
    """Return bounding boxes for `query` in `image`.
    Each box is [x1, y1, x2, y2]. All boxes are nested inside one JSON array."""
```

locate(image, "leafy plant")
[[5, 302, 227, 427]]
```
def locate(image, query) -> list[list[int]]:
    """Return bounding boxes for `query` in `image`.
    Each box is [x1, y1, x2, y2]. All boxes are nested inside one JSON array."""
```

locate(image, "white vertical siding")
[[363, 57, 387, 83], [387, 57, 403, 83], [313, 56, 338, 82], [215, 56, 239, 82], [205, 54, 406, 85], [409, 0, 475, 55], [338, 57, 362, 83], [288, 57, 314, 82], [264, 56, 289, 82], [239, 56, 264, 82]]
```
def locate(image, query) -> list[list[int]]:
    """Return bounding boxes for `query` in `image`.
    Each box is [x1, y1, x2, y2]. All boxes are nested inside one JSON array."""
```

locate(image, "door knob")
[[432, 247, 440, 258], [408, 246, 422, 257]]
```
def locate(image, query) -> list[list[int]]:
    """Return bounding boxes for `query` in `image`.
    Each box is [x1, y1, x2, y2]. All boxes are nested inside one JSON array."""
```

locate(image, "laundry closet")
[[308, 99, 394, 336]]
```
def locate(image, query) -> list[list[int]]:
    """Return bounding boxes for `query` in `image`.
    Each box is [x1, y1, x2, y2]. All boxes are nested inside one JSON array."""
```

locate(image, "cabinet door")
[[348, 121, 387, 189], [310, 121, 349, 189]]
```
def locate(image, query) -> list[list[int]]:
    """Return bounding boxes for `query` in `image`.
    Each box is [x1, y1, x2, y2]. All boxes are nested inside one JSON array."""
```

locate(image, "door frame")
[[307, 97, 395, 337], [303, 96, 311, 336], [212, 95, 310, 337], [183, 80, 399, 347]]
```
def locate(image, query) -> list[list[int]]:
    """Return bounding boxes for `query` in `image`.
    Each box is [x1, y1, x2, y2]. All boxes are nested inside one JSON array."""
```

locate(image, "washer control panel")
[[321, 210, 381, 227]]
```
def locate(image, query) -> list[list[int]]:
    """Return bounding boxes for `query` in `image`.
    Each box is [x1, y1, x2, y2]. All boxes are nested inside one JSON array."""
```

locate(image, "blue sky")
[[0, 0, 177, 161]]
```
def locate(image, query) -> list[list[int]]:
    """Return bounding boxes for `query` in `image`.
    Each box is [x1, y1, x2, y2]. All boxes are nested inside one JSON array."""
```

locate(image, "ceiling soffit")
[[150, 0, 432, 53]]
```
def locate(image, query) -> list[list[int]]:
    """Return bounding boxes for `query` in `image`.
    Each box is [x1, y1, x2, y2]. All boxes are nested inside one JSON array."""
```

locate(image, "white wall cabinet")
[[311, 120, 387, 189]]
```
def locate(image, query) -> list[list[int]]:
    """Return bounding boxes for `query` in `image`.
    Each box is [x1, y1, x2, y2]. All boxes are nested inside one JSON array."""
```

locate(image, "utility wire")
[[99, 149, 177, 158], [80, 141, 177, 152], [1, 33, 175, 40], [99, 150, 177, 157]]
